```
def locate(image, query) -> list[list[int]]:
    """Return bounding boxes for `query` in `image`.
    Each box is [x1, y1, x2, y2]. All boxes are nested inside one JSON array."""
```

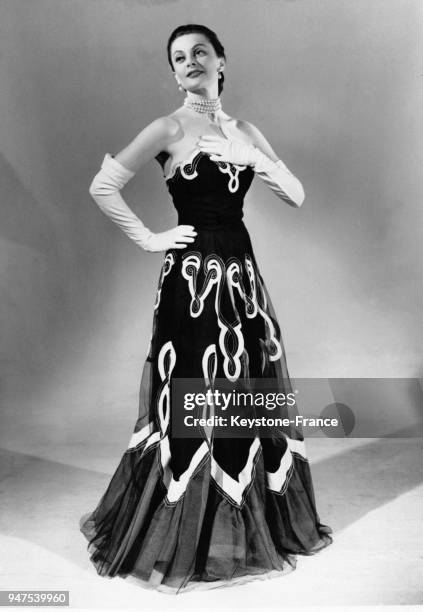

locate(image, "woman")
[[80, 23, 333, 594]]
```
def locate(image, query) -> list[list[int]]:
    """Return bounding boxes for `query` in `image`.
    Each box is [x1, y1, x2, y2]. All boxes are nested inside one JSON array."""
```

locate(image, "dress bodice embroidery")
[[156, 148, 251, 194]]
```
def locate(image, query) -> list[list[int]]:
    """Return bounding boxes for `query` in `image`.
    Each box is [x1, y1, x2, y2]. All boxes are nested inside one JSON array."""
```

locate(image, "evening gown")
[[79, 147, 333, 594]]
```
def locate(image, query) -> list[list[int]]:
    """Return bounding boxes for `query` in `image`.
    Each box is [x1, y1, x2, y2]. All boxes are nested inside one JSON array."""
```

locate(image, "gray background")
[[1, 0, 422, 447]]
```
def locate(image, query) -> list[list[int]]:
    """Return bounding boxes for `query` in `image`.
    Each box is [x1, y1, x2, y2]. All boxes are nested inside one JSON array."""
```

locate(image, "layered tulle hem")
[[79, 441, 333, 594]]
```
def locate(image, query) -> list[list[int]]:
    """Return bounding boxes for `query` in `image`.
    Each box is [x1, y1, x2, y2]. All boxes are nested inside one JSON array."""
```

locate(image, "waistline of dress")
[[177, 210, 245, 231]]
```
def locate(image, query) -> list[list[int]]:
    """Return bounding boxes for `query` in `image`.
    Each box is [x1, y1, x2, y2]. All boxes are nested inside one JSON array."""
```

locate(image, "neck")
[[183, 90, 222, 116], [186, 89, 219, 101]]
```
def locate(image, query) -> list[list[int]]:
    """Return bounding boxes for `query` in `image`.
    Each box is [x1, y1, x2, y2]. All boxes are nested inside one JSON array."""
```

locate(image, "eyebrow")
[[172, 43, 207, 57]]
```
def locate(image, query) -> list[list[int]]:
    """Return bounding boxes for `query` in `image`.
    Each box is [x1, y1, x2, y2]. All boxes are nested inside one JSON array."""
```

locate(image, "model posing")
[[80, 24, 333, 594]]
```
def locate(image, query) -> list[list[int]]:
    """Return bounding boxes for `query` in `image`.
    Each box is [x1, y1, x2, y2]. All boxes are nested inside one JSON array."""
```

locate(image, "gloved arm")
[[88, 153, 197, 251], [197, 135, 305, 208], [89, 153, 154, 249], [249, 148, 305, 208]]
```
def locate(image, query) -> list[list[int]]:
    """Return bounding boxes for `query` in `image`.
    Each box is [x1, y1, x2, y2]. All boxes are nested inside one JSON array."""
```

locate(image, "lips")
[[187, 70, 203, 78]]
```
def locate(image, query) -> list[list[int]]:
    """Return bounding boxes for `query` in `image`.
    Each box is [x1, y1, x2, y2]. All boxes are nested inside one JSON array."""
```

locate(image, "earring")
[[178, 83, 184, 91], [218, 71, 223, 79]]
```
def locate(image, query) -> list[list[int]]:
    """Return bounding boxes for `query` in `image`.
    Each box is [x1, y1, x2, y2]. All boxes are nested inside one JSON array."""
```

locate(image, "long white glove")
[[88, 154, 197, 251], [197, 135, 305, 207]]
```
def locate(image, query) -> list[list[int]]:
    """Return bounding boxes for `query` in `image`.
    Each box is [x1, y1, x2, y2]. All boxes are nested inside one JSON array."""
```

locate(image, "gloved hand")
[[197, 134, 257, 166], [143, 225, 198, 252], [89, 153, 197, 251], [197, 135, 305, 207]]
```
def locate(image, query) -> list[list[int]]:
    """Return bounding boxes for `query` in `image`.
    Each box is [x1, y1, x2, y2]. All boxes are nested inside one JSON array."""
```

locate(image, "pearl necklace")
[[183, 92, 222, 114]]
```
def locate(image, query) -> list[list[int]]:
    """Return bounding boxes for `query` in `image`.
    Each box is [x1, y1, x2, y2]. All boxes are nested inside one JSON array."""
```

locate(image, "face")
[[170, 33, 224, 94]]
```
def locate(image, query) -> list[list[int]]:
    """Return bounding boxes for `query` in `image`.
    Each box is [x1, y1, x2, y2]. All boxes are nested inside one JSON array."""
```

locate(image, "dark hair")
[[167, 24, 226, 95]]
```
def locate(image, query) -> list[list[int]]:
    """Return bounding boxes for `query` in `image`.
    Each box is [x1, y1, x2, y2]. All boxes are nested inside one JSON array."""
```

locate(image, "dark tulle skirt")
[[79, 221, 333, 594]]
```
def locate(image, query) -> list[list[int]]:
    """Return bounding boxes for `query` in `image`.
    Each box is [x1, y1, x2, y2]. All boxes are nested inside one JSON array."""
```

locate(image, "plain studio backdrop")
[[1, 1, 423, 465]]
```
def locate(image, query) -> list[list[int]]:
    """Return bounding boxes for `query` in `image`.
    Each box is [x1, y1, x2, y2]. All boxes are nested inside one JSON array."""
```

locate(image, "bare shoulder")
[[114, 115, 182, 172], [159, 112, 187, 151], [154, 114, 183, 137], [139, 115, 182, 143], [234, 118, 258, 138], [233, 118, 280, 161]]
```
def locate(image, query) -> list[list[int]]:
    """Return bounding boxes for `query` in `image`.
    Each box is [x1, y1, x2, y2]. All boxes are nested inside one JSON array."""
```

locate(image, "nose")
[[187, 51, 200, 65]]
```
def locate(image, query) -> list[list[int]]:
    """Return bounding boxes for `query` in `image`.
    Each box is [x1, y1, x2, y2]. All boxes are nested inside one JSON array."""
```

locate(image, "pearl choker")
[[183, 92, 222, 114]]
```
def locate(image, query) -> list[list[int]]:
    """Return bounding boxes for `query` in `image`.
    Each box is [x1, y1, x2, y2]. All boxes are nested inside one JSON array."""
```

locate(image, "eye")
[[196, 49, 206, 55], [175, 56, 184, 63]]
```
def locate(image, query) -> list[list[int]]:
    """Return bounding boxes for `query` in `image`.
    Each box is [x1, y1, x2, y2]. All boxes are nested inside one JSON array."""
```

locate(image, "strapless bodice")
[[155, 149, 255, 230]]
